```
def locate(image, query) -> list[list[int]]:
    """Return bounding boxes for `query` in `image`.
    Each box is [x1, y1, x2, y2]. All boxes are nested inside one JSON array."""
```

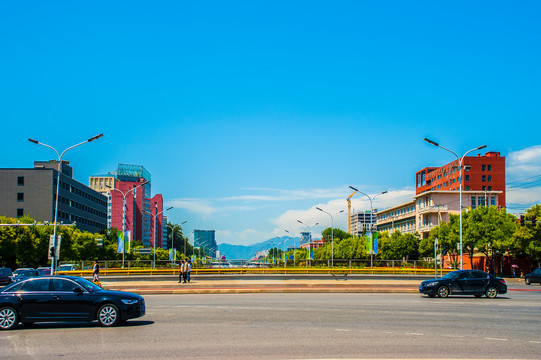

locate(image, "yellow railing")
[[58, 267, 453, 277]]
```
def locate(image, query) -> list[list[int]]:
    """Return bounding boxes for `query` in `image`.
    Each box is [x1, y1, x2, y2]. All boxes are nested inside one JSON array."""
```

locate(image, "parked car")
[[419, 270, 507, 298], [12, 268, 35, 277], [0, 268, 13, 286], [524, 268, 541, 285], [11, 270, 40, 283], [0, 276, 145, 330], [37, 267, 52, 276], [56, 264, 78, 272]]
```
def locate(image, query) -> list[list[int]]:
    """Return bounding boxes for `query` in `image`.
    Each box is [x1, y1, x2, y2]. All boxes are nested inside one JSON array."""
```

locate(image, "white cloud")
[[506, 145, 541, 206], [168, 198, 217, 217]]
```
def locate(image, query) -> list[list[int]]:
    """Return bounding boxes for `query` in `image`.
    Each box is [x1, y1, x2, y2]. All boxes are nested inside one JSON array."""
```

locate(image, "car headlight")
[[425, 282, 439, 287], [121, 299, 139, 305]]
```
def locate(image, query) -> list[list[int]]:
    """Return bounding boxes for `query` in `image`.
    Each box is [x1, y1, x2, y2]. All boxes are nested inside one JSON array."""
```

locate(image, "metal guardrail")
[[58, 267, 453, 277]]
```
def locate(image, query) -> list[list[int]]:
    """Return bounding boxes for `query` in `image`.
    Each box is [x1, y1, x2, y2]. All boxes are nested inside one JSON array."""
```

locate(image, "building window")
[[482, 165, 486, 171], [465, 186, 469, 190], [488, 186, 492, 191], [17, 176, 24, 186], [490, 196, 496, 206], [17, 192, 24, 202], [488, 175, 492, 182], [482, 186, 486, 191], [16, 208, 24, 218], [465, 175, 469, 182], [471, 196, 476, 209], [488, 164, 492, 171]]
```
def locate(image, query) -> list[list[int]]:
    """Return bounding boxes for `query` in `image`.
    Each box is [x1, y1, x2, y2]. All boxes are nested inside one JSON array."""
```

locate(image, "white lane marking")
[[529, 341, 541, 344], [335, 329, 349, 332], [484, 337, 508, 341], [405, 332, 424, 336]]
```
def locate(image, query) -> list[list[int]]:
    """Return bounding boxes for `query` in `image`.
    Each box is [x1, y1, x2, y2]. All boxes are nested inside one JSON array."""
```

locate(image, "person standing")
[[93, 261, 100, 282], [186, 259, 191, 283], [179, 260, 185, 283]]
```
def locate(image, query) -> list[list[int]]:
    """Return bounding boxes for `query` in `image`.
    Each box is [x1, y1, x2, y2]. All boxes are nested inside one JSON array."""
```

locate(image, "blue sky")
[[1, 1, 540, 245]]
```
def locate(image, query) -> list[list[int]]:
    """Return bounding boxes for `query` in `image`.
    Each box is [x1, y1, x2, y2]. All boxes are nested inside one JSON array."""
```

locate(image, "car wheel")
[[485, 286, 498, 299], [97, 304, 120, 327], [437, 286, 449, 298], [0, 307, 19, 330], [525, 278, 531, 285]]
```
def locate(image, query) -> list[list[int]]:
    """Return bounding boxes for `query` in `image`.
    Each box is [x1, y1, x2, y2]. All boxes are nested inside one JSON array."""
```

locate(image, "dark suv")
[[0, 268, 13, 286], [525, 268, 541, 285], [419, 270, 507, 298]]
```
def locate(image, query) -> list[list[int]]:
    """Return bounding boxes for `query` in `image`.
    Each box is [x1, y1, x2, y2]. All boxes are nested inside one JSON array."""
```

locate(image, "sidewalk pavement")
[[101, 277, 424, 294]]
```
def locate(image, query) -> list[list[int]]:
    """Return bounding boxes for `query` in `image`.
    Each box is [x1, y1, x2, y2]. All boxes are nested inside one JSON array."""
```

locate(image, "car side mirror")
[[73, 287, 84, 295]]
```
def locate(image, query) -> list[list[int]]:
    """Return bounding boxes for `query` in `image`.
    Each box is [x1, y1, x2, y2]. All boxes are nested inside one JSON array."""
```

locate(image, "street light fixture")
[[297, 220, 319, 265], [348, 187, 387, 269], [423, 138, 487, 270], [144, 206, 173, 268], [315, 208, 344, 267], [106, 180, 150, 268], [29, 134, 104, 273]]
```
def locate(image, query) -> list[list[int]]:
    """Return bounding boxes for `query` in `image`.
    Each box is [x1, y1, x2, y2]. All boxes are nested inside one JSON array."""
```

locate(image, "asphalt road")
[[1, 289, 540, 359]]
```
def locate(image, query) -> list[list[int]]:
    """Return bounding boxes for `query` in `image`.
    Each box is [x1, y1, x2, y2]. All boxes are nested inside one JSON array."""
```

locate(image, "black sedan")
[[0, 276, 145, 330], [525, 268, 541, 285], [419, 270, 507, 298]]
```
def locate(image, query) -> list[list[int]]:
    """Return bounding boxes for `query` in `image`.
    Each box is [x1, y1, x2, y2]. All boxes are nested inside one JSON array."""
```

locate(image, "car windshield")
[[440, 270, 461, 280], [70, 277, 102, 292]]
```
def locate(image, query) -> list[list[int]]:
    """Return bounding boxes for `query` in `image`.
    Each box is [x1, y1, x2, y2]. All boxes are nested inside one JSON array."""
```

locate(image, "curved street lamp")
[[315, 208, 344, 267], [29, 134, 103, 273], [297, 220, 319, 265], [423, 138, 486, 270], [348, 187, 387, 269], [145, 206, 173, 268]]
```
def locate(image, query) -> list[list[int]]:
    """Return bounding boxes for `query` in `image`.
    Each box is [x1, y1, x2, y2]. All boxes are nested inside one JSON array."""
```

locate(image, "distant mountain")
[[218, 236, 298, 260]]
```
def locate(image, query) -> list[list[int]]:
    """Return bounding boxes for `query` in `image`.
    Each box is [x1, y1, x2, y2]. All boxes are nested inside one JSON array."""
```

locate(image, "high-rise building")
[[349, 210, 378, 236], [0, 161, 107, 233], [194, 230, 217, 258], [89, 164, 166, 247]]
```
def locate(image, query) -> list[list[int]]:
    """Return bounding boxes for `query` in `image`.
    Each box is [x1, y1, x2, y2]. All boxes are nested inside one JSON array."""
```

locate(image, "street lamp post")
[[348, 187, 387, 269], [145, 206, 173, 268], [106, 180, 150, 268], [315, 208, 344, 267], [423, 138, 486, 270], [297, 220, 318, 266], [29, 134, 103, 273]]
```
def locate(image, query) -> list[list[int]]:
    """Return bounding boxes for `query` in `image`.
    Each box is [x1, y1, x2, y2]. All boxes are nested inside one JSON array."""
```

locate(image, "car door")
[[468, 271, 489, 293], [49, 278, 92, 320], [451, 272, 470, 294], [532, 269, 541, 283], [16, 278, 55, 321]]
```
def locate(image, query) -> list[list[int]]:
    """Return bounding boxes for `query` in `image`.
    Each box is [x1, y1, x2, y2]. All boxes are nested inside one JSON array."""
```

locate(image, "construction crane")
[[347, 189, 357, 234]]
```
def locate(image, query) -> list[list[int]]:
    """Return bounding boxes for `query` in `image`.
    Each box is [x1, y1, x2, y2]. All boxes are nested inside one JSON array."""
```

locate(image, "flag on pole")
[[373, 232, 378, 255], [117, 232, 124, 254], [366, 232, 372, 254], [125, 231, 131, 253]]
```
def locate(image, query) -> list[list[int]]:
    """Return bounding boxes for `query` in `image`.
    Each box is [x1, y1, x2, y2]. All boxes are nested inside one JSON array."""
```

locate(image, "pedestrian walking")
[[179, 260, 185, 283], [186, 259, 191, 283], [93, 260, 100, 282]]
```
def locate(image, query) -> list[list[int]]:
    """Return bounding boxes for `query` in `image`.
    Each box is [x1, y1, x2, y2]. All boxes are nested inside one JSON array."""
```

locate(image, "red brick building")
[[415, 151, 506, 208]]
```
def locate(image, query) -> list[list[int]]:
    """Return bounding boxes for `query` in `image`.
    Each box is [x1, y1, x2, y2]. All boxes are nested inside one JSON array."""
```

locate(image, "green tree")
[[514, 204, 541, 268], [463, 206, 517, 274]]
